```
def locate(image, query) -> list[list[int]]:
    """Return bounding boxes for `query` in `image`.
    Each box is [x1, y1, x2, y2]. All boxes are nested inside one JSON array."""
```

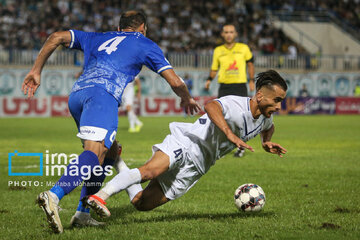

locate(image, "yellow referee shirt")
[[211, 43, 253, 84]]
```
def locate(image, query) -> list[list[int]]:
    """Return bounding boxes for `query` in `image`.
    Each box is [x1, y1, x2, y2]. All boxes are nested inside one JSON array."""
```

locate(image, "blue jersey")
[[69, 30, 172, 103]]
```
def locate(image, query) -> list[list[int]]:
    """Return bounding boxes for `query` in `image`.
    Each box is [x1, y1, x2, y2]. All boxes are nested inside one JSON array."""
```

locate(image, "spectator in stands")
[[344, 46, 351, 70], [0, 0, 301, 55], [287, 42, 298, 68], [183, 73, 193, 96], [1, 0, 358, 56]]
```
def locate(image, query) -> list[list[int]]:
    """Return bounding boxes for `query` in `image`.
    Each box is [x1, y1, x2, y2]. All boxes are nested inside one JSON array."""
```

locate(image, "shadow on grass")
[[62, 205, 135, 232], [62, 205, 274, 232], [130, 212, 275, 224], [109, 205, 275, 224], [108, 205, 138, 217]]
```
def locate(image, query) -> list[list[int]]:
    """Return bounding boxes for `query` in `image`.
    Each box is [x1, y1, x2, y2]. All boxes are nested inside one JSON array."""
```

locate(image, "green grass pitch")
[[0, 115, 359, 239]]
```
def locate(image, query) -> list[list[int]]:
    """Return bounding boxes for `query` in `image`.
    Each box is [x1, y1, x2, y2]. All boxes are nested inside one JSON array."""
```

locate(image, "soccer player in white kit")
[[84, 70, 288, 216], [122, 76, 143, 132]]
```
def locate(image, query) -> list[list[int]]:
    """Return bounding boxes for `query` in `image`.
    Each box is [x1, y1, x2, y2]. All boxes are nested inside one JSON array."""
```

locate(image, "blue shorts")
[[68, 87, 119, 149]]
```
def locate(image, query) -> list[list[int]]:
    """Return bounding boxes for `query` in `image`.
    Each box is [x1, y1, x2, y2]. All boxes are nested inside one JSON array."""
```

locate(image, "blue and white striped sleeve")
[[68, 29, 89, 51], [144, 42, 172, 74]]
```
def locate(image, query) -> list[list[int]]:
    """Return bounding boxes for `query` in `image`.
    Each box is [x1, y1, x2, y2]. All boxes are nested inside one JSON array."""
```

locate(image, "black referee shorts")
[[218, 83, 248, 98]]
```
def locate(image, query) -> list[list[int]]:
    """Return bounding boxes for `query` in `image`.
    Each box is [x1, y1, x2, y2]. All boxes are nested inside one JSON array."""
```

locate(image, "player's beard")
[[259, 104, 275, 118]]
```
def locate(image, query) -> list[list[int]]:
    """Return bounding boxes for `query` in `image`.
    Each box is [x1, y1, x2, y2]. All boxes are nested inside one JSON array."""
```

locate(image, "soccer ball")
[[234, 183, 266, 212]]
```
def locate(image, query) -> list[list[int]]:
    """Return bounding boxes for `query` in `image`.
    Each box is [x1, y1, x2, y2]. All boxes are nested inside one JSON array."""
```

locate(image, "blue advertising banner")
[[280, 97, 336, 115]]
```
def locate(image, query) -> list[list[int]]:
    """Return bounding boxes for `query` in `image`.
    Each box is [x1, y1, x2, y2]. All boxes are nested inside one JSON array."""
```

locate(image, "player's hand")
[[249, 80, 255, 92], [227, 132, 254, 152], [204, 80, 211, 91], [181, 98, 201, 115], [22, 71, 41, 98], [262, 142, 287, 157]]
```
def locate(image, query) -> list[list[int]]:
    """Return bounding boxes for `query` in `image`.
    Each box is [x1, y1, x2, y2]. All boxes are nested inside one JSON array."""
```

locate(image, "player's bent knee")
[[131, 195, 147, 211], [84, 140, 106, 154], [135, 205, 153, 211], [132, 200, 155, 211], [83, 140, 109, 165], [105, 140, 119, 160], [139, 167, 158, 181], [131, 181, 167, 211]]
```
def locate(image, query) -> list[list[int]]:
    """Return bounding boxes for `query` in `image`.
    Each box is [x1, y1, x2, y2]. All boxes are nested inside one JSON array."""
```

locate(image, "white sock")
[[97, 168, 141, 200], [48, 190, 59, 205], [135, 119, 142, 126], [128, 109, 136, 128], [126, 184, 143, 201], [116, 157, 129, 173], [113, 159, 143, 201], [134, 115, 142, 126], [96, 190, 110, 200]]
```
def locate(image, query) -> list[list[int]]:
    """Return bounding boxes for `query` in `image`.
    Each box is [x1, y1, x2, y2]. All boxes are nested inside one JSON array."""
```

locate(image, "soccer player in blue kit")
[[21, 11, 200, 233]]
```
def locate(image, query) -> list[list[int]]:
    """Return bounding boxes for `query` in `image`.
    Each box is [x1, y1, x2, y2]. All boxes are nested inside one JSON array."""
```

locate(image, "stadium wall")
[[0, 67, 359, 117], [274, 21, 360, 55]]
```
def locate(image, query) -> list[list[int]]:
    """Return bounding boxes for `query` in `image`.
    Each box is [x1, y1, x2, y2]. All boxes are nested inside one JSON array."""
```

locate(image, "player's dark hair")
[[255, 70, 288, 91], [222, 23, 238, 32], [119, 10, 147, 31]]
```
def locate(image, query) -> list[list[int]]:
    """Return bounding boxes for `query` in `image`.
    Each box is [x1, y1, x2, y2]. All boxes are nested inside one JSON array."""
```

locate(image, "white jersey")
[[169, 96, 273, 174]]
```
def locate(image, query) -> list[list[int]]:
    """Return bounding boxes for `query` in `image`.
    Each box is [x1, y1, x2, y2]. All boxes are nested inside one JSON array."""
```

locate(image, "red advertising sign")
[[335, 97, 360, 114], [141, 96, 216, 116], [1, 96, 359, 117], [51, 96, 70, 117], [1, 97, 50, 117]]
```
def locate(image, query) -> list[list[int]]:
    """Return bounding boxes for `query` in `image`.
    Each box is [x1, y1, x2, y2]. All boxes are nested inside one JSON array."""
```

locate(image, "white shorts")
[[152, 134, 202, 200], [122, 81, 134, 106]]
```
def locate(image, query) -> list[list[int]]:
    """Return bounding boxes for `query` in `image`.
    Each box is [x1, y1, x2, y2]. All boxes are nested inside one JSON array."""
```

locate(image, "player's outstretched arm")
[[260, 124, 287, 157], [161, 69, 201, 115], [22, 31, 72, 98], [204, 100, 254, 152]]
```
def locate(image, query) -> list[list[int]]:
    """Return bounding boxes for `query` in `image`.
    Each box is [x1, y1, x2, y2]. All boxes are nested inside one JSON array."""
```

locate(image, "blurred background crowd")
[[0, 0, 359, 55]]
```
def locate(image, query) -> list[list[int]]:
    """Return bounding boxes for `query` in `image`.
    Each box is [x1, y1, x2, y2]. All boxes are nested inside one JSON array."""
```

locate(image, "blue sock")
[[50, 150, 99, 201], [76, 200, 90, 213], [77, 157, 115, 212]]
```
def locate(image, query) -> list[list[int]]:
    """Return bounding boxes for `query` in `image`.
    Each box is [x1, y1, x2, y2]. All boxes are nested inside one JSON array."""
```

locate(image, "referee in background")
[[204, 23, 255, 157]]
